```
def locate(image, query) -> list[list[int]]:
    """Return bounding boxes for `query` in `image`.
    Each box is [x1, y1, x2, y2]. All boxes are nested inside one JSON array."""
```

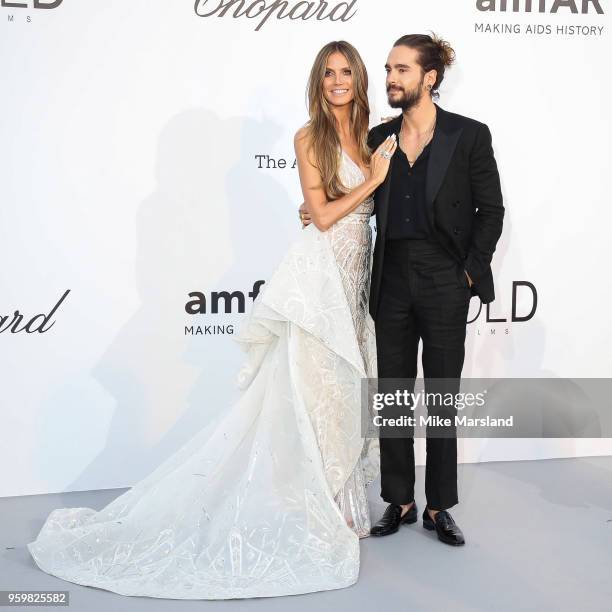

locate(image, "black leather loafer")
[[370, 502, 418, 536], [422, 508, 465, 546]]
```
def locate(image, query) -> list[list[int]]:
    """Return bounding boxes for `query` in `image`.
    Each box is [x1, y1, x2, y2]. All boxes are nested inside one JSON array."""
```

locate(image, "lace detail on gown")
[[25, 148, 379, 599], [328, 150, 376, 538]]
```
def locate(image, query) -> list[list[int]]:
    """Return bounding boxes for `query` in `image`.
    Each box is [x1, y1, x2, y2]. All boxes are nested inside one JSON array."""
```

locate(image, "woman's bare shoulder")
[[294, 125, 318, 169], [294, 124, 312, 148]]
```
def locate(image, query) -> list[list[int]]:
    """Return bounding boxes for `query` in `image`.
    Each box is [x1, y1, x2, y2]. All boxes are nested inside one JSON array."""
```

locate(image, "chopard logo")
[[0, 290, 70, 334], [193, 0, 358, 31], [476, 0, 604, 13]]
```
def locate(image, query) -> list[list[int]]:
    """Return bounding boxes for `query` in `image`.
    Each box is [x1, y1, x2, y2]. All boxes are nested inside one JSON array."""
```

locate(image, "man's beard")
[[387, 76, 425, 111]]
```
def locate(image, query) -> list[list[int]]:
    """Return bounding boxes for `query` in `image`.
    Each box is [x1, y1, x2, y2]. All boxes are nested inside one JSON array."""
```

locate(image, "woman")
[[27, 41, 397, 599]]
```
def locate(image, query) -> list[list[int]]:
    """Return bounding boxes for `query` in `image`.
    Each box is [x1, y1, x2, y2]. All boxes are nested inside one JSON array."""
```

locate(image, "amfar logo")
[[186, 281, 265, 314], [476, 0, 604, 12], [194, 0, 358, 31], [1, 0, 63, 7], [185, 281, 265, 336]]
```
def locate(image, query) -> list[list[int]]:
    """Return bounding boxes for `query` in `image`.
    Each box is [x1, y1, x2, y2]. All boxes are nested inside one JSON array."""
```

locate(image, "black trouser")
[[375, 237, 471, 510]]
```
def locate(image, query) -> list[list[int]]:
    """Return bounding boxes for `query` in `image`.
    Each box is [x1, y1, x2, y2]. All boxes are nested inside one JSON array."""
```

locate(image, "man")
[[300, 33, 504, 546]]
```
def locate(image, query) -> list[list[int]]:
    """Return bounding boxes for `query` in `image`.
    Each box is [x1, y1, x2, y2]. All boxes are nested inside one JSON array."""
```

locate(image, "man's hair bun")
[[434, 35, 455, 68], [393, 32, 456, 99]]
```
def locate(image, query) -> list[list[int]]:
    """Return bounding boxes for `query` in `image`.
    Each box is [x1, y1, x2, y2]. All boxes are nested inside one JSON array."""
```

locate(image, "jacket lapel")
[[425, 104, 463, 227]]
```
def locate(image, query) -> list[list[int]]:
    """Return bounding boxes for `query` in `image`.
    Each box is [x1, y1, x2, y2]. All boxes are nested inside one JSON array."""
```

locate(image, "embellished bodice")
[[327, 149, 375, 372], [335, 149, 374, 221]]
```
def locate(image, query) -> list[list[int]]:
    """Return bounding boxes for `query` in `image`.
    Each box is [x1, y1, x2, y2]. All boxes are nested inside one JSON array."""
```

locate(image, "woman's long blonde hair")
[[304, 41, 370, 200]]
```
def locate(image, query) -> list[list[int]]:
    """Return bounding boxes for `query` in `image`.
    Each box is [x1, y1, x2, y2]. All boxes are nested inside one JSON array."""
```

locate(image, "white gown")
[[27, 150, 380, 599]]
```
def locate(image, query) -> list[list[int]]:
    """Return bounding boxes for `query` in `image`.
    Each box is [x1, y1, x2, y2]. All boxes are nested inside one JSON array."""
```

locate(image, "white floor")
[[2, 456, 611, 612]]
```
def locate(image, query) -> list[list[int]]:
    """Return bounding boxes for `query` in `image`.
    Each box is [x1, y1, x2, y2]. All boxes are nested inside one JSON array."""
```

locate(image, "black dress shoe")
[[422, 508, 465, 546], [370, 502, 418, 536]]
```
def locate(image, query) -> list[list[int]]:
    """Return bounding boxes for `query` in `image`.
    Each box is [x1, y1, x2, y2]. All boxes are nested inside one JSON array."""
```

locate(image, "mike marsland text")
[[372, 415, 514, 427]]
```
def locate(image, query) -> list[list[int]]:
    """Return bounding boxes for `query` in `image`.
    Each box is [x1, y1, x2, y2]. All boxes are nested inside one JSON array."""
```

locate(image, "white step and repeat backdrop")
[[1, 0, 611, 497]]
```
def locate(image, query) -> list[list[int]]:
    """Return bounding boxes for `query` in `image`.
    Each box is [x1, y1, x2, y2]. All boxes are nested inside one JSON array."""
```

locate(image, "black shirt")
[[386, 137, 432, 240]]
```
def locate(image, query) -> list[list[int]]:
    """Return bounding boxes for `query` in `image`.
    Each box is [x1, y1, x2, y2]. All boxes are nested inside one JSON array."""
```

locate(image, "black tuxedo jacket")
[[367, 104, 504, 320]]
